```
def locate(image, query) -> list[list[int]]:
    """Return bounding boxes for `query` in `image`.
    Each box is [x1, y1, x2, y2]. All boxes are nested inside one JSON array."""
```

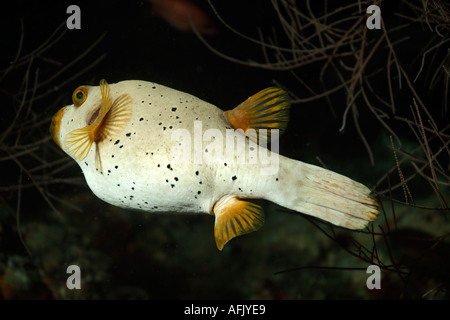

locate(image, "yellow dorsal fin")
[[63, 80, 132, 173], [224, 87, 290, 145], [213, 197, 264, 250]]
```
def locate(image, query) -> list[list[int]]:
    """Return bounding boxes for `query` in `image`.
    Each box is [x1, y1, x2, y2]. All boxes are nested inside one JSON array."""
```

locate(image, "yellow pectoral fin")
[[224, 87, 290, 145], [95, 93, 133, 141], [63, 94, 132, 167], [213, 197, 264, 250], [99, 79, 113, 118], [64, 125, 95, 161]]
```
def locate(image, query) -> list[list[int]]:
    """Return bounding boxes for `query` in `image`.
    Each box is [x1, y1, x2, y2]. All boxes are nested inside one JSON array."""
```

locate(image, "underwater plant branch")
[[375, 123, 449, 199], [413, 38, 450, 82], [410, 161, 449, 208], [282, 210, 410, 277], [289, 77, 351, 104], [403, 102, 450, 189], [382, 19, 439, 132], [1, 22, 67, 76], [352, 102, 375, 165], [33, 53, 107, 102], [6, 149, 63, 219], [0, 55, 33, 146], [15, 165, 32, 257], [202, 0, 364, 71], [46, 192, 83, 213], [338, 89, 361, 133], [390, 135, 414, 205], [384, 171, 399, 230], [30, 33, 107, 94], [274, 265, 368, 275], [361, 84, 402, 147], [379, 225, 410, 283], [1, 18, 25, 81], [410, 99, 440, 192]]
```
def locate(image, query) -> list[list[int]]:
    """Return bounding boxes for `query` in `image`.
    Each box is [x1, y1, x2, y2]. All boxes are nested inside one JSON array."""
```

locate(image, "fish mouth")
[[50, 106, 66, 148]]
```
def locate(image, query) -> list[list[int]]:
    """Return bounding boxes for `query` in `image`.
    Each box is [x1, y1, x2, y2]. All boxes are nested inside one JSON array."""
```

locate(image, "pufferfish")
[[50, 79, 378, 250]]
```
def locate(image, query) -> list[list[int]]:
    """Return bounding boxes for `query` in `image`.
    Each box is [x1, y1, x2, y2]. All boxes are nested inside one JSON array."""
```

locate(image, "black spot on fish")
[[197, 191, 201, 195], [167, 164, 173, 170], [119, 145, 123, 148], [152, 86, 156, 89], [171, 184, 175, 188], [171, 107, 177, 112], [195, 171, 199, 175], [115, 140, 120, 145], [126, 133, 131, 137], [232, 175, 237, 181], [115, 165, 118, 169], [139, 117, 144, 121], [84, 162, 88, 166], [117, 184, 120, 186], [174, 177, 179, 181]]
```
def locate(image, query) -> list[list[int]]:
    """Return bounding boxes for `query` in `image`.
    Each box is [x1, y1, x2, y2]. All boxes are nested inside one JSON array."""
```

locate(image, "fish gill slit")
[[88, 104, 102, 126]]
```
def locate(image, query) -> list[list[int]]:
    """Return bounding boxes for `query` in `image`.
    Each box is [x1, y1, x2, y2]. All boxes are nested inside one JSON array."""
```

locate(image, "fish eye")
[[72, 86, 88, 107]]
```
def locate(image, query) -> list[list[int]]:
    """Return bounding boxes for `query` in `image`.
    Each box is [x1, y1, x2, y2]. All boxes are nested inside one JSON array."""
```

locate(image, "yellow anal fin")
[[213, 197, 264, 250], [224, 87, 290, 144]]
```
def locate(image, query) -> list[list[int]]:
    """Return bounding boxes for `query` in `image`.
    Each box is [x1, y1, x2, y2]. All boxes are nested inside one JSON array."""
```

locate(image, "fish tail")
[[272, 157, 378, 229]]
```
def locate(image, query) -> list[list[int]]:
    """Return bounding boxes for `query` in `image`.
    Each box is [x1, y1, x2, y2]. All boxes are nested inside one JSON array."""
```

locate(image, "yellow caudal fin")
[[63, 79, 133, 173], [213, 197, 265, 250], [224, 87, 290, 144]]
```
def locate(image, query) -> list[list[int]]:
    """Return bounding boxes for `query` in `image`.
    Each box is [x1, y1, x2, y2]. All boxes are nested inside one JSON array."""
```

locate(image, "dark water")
[[1, 0, 449, 300]]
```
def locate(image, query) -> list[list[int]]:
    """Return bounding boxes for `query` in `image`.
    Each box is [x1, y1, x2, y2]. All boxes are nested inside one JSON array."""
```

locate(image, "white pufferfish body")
[[51, 79, 378, 250]]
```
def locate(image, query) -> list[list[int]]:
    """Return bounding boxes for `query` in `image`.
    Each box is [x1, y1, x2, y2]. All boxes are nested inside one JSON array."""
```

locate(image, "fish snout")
[[50, 106, 67, 148]]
